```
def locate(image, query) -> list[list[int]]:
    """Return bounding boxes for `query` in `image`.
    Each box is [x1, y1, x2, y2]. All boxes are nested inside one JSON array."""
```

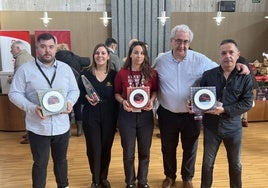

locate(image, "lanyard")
[[130, 69, 143, 87], [35, 60, 57, 88]]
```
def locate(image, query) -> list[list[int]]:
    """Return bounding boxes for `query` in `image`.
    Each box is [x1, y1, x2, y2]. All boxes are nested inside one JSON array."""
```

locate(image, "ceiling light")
[[213, 1, 225, 26], [213, 11, 225, 26], [157, 11, 170, 26], [99, 11, 112, 27], [157, 0, 169, 26], [40, 11, 52, 27]]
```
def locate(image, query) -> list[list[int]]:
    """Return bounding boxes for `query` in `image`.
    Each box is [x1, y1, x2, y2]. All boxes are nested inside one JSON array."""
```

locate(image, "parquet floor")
[[0, 122, 268, 188]]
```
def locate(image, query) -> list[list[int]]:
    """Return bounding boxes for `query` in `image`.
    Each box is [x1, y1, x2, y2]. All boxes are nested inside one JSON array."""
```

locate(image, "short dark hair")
[[105, 38, 117, 47], [220, 39, 238, 47], [37, 33, 56, 43]]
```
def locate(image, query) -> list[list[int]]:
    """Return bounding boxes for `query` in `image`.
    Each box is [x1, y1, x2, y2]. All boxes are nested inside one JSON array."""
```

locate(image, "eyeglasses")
[[173, 39, 190, 45]]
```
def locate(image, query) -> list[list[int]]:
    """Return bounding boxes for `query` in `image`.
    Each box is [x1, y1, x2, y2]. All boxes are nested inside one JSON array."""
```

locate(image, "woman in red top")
[[114, 41, 158, 188]]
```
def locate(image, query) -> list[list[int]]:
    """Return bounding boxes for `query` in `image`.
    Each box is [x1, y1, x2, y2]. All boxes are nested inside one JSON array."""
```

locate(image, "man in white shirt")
[[9, 33, 79, 188]]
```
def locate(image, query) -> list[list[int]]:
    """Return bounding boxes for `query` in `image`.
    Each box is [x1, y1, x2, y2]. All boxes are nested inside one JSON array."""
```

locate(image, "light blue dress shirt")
[[8, 59, 80, 136], [155, 50, 218, 113]]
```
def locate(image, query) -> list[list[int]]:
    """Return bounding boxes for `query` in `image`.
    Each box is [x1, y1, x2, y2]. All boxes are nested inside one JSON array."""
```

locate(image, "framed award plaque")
[[127, 86, 150, 112], [190, 86, 216, 113], [37, 89, 67, 116]]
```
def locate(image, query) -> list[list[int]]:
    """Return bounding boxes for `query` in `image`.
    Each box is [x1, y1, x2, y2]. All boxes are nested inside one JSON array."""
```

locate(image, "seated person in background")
[[56, 43, 90, 136]]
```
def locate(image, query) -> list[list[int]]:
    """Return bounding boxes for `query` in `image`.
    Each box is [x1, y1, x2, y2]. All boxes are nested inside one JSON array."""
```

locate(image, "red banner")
[[0, 30, 31, 71]]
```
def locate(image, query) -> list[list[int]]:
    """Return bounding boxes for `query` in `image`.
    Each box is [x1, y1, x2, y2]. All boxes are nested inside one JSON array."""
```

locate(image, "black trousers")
[[28, 131, 69, 188], [118, 107, 154, 185], [157, 105, 201, 181], [83, 103, 116, 184]]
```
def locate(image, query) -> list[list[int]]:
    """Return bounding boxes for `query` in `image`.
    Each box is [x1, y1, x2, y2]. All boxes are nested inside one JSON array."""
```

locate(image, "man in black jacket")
[[199, 39, 253, 188]]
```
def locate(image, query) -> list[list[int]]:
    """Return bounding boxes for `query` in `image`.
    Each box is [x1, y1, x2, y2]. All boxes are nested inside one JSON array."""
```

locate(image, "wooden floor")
[[0, 122, 268, 188]]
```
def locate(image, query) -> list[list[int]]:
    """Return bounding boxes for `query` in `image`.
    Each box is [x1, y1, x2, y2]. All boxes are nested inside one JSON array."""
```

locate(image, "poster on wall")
[[34, 30, 71, 50], [0, 30, 31, 72]]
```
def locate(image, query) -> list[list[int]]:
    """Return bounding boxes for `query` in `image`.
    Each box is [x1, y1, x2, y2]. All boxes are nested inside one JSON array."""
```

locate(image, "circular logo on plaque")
[[193, 89, 216, 110], [42, 90, 65, 113], [129, 88, 149, 108]]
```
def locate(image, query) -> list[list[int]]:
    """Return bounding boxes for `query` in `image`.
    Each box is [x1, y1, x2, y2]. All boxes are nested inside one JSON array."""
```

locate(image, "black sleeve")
[[79, 57, 90, 68], [237, 56, 258, 89]]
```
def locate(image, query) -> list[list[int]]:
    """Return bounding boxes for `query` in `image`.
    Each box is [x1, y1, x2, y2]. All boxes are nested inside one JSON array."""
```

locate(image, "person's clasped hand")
[[35, 105, 46, 119], [236, 63, 250, 75], [62, 102, 73, 114], [122, 99, 133, 112], [143, 99, 154, 111], [85, 94, 98, 106], [186, 99, 194, 114], [205, 106, 224, 116]]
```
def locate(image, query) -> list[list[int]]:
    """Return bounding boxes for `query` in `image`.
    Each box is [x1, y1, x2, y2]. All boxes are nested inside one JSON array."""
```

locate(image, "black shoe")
[[101, 180, 111, 188], [138, 183, 150, 188], [126, 184, 135, 188]]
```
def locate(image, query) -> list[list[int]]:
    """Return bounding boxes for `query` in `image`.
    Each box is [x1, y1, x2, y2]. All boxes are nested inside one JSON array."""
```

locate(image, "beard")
[[38, 54, 55, 65]]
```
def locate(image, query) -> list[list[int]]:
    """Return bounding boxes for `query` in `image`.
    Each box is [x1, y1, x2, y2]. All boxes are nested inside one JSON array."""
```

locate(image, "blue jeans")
[[28, 131, 69, 188], [201, 127, 242, 188]]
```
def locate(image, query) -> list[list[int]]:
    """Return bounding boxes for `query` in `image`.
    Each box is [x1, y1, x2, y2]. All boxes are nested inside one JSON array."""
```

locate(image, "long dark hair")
[[123, 41, 155, 81]]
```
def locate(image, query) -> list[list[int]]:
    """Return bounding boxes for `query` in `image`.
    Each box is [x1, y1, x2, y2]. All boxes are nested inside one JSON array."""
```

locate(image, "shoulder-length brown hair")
[[86, 43, 113, 74], [123, 41, 155, 81]]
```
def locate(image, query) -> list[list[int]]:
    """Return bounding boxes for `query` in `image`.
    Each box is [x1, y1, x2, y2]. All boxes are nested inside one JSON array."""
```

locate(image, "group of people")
[[154, 25, 252, 188], [8, 23, 254, 188]]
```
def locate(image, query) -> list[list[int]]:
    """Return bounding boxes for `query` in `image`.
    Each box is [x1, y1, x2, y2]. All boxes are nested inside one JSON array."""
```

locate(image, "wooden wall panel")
[[0, 95, 25, 131], [0, 11, 109, 59], [171, 12, 268, 63]]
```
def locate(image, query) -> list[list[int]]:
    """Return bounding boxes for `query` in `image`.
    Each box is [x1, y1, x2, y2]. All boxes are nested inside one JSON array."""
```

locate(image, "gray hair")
[[11, 40, 27, 50], [169, 24, 194, 42]]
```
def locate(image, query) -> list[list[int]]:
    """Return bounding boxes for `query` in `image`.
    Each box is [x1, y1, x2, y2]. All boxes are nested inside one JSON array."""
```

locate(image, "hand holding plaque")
[[127, 86, 150, 112], [81, 75, 100, 103], [37, 89, 67, 116], [190, 86, 216, 120]]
